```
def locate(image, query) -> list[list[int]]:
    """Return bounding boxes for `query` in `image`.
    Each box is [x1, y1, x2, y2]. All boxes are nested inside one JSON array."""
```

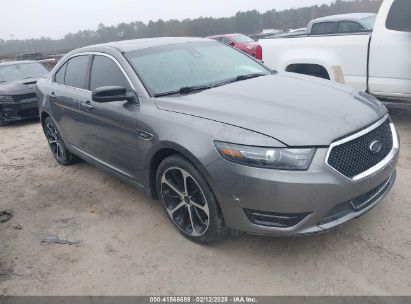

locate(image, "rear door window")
[[89, 55, 130, 91], [386, 0, 411, 32], [64, 55, 89, 89], [311, 22, 336, 35], [338, 21, 365, 33]]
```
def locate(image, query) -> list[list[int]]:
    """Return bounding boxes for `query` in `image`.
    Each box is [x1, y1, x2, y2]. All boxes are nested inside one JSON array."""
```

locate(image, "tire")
[[156, 155, 226, 244], [43, 116, 79, 166]]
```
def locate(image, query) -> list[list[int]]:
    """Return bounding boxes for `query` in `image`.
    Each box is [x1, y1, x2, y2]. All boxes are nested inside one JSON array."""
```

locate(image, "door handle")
[[81, 101, 94, 110], [49, 92, 56, 99]]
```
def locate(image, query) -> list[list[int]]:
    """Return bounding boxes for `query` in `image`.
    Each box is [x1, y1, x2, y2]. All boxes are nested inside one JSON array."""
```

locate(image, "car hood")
[[0, 78, 39, 95], [154, 73, 387, 146]]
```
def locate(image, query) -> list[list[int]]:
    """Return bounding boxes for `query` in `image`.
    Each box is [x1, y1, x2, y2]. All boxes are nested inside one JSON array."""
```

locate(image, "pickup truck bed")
[[261, 33, 371, 92], [259, 0, 411, 102]]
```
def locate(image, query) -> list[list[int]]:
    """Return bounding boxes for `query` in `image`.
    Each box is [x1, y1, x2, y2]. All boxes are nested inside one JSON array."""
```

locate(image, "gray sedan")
[[36, 37, 399, 243]]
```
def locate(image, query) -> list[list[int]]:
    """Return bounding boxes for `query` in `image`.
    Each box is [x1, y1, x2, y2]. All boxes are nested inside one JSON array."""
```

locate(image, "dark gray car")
[[36, 37, 399, 243], [0, 61, 49, 125]]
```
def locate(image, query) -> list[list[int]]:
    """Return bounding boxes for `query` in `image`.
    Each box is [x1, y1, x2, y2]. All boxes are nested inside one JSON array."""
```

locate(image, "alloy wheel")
[[45, 121, 65, 162], [161, 167, 210, 237]]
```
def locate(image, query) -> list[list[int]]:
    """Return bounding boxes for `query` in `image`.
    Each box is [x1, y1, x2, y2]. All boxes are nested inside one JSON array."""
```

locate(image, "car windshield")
[[0, 62, 49, 83], [125, 41, 269, 96], [361, 16, 377, 30], [230, 34, 254, 43]]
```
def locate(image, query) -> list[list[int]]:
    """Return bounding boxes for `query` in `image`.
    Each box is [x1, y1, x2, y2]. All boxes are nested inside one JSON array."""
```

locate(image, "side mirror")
[[229, 42, 235, 46], [92, 86, 136, 103]]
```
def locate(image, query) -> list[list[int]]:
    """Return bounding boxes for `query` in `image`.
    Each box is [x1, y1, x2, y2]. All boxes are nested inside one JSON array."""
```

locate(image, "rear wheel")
[[157, 155, 226, 244], [43, 116, 79, 166]]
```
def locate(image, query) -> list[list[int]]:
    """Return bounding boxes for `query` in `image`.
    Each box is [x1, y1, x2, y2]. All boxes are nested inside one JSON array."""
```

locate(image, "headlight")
[[0, 96, 14, 102], [214, 141, 316, 170]]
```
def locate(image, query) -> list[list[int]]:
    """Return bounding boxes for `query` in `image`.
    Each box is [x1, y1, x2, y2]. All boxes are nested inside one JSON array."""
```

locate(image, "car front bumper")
[[0, 97, 39, 124], [206, 145, 399, 236]]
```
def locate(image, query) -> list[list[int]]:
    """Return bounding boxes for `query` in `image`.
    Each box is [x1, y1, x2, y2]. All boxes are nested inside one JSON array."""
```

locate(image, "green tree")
[[0, 0, 383, 58]]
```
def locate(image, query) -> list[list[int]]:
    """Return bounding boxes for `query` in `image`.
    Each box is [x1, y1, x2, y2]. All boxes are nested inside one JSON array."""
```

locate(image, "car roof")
[[75, 37, 213, 53], [206, 33, 242, 38], [290, 28, 307, 32], [260, 29, 281, 34], [0, 60, 37, 66], [310, 13, 376, 24]]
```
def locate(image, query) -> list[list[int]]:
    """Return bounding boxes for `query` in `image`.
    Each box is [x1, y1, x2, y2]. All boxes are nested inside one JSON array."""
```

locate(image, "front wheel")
[[157, 155, 226, 244], [43, 116, 79, 166]]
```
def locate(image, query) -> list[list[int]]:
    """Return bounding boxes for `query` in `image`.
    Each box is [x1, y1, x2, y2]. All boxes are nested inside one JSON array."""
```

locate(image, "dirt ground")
[[0, 104, 410, 296]]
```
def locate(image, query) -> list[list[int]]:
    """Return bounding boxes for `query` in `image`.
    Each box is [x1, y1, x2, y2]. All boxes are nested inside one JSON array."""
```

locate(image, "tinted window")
[[221, 37, 232, 44], [64, 55, 89, 89], [90, 56, 130, 91], [338, 21, 365, 33], [231, 34, 254, 43], [54, 62, 67, 84], [311, 22, 336, 35], [386, 0, 411, 32]]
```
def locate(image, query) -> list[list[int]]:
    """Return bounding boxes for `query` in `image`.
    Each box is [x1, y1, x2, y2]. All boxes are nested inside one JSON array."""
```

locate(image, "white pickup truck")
[[259, 0, 411, 102]]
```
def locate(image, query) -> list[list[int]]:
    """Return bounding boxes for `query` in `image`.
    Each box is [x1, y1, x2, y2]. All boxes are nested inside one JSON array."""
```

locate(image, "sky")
[[1, 0, 334, 40]]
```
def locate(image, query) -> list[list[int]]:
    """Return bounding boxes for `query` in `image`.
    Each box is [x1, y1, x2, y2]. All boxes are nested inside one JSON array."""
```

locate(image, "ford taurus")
[[36, 38, 399, 243]]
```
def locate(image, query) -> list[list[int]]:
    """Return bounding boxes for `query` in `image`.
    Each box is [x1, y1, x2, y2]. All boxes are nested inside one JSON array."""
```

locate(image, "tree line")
[[0, 0, 382, 57]]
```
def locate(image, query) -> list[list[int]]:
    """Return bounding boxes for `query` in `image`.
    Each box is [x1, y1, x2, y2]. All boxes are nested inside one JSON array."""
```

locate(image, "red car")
[[207, 34, 262, 60]]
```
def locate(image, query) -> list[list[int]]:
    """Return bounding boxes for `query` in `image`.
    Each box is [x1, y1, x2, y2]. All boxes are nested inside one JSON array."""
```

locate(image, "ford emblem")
[[369, 140, 383, 153]]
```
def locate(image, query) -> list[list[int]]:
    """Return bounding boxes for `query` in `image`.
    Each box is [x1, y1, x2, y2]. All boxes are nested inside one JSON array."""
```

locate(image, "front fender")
[[140, 107, 284, 199]]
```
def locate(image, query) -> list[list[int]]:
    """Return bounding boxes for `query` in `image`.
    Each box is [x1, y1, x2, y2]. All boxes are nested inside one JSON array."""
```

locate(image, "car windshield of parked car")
[[230, 34, 254, 43], [361, 16, 377, 30], [125, 41, 270, 96], [0, 62, 49, 83]]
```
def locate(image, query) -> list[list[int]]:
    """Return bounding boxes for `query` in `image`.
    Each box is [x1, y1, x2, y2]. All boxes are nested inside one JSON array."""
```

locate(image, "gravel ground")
[[0, 104, 410, 296]]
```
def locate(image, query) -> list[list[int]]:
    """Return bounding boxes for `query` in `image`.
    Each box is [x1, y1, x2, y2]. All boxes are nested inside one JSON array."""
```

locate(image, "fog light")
[[3, 110, 15, 118], [244, 209, 310, 228]]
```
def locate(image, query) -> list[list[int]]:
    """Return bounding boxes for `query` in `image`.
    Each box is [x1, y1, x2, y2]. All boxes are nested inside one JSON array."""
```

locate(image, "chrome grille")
[[13, 93, 36, 102]]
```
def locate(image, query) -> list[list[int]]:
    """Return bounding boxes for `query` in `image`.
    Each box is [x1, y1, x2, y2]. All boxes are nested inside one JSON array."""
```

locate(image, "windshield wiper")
[[154, 73, 268, 97], [234, 73, 267, 82], [235, 73, 267, 81], [154, 84, 214, 97], [214, 73, 268, 88]]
